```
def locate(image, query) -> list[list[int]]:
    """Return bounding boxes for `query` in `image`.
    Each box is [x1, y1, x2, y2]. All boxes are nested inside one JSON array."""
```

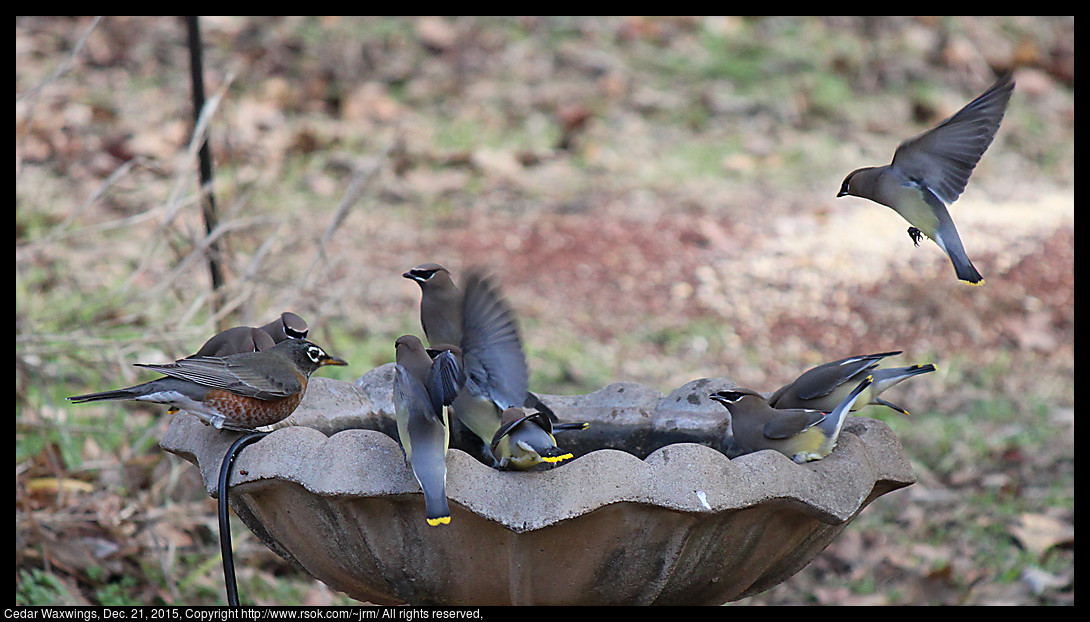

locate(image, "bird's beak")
[[320, 355, 349, 367]]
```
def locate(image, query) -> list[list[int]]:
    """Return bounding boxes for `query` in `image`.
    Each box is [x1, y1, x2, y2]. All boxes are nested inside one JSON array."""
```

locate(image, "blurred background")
[[16, 16, 1072, 605]]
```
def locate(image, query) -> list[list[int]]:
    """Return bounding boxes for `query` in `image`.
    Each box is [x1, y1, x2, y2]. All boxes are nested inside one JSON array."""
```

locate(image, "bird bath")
[[160, 365, 915, 605]]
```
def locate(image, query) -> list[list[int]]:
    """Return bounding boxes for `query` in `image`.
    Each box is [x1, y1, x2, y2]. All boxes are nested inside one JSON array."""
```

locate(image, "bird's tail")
[[424, 496, 451, 527], [819, 375, 874, 438], [411, 456, 451, 527], [932, 217, 984, 285], [552, 422, 590, 432], [67, 382, 155, 404], [952, 255, 985, 286], [537, 445, 575, 464]]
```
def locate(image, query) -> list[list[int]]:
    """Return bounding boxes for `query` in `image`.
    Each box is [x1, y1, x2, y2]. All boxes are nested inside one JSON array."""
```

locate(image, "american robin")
[[190, 312, 309, 358], [68, 338, 347, 431]]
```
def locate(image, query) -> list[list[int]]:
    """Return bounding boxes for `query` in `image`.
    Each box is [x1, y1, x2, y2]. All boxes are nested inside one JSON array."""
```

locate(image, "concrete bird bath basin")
[[160, 365, 916, 605]]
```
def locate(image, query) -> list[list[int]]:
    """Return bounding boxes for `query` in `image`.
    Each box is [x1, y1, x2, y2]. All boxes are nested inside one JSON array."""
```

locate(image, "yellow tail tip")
[[964, 278, 986, 286], [542, 452, 574, 463], [426, 516, 451, 526]]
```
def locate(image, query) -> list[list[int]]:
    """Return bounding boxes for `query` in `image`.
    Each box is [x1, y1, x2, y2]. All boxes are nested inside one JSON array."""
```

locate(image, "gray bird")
[[393, 335, 461, 526], [710, 375, 873, 463], [768, 351, 936, 416], [403, 262, 561, 423], [490, 407, 575, 471], [403, 264, 463, 348], [838, 73, 1014, 285], [190, 312, 309, 357], [449, 269, 531, 466]]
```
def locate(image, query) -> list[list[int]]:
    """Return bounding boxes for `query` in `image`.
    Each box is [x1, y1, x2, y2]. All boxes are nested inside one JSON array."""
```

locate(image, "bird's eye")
[[307, 346, 323, 363]]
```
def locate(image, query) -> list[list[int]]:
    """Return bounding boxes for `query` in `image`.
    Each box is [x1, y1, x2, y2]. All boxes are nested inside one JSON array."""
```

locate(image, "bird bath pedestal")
[[161, 365, 916, 605]]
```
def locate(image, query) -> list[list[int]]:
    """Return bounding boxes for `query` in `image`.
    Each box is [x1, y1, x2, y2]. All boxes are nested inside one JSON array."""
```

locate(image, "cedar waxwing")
[[838, 72, 1015, 285], [450, 270, 531, 466], [490, 408, 575, 471], [190, 312, 309, 357], [403, 263, 562, 423], [403, 263, 463, 348], [393, 335, 460, 526], [710, 375, 873, 463], [768, 351, 936, 416], [263, 311, 309, 341], [189, 326, 276, 358]]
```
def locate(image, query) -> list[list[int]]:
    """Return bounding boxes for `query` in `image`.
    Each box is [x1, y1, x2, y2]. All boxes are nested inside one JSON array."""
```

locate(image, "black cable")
[[217, 431, 268, 607]]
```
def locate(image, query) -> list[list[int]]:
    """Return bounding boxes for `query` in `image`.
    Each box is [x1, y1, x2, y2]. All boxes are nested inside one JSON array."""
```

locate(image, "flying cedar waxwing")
[[838, 72, 1015, 285], [710, 375, 873, 463], [190, 312, 309, 358], [393, 335, 461, 526], [403, 263, 565, 425], [491, 407, 575, 470], [768, 351, 936, 416], [448, 269, 532, 466]]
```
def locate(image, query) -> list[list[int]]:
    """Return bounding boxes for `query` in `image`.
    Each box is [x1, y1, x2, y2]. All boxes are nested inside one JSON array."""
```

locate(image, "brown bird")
[[190, 312, 309, 358], [403, 264, 463, 348], [711, 375, 873, 463]]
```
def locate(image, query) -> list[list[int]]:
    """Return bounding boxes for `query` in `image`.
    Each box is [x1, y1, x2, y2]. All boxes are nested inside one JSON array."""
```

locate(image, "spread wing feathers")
[[134, 352, 301, 400], [891, 73, 1014, 204], [459, 270, 529, 410]]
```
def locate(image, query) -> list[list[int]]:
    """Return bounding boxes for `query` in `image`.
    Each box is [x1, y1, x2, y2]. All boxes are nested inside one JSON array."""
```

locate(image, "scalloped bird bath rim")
[[160, 365, 916, 605]]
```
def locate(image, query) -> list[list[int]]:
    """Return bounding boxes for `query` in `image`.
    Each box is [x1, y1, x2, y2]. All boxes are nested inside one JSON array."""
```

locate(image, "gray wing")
[[395, 364, 444, 425], [134, 352, 301, 400], [427, 349, 464, 416], [890, 73, 1014, 204], [459, 270, 529, 410], [792, 360, 880, 401], [763, 409, 826, 440], [776, 351, 898, 402]]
